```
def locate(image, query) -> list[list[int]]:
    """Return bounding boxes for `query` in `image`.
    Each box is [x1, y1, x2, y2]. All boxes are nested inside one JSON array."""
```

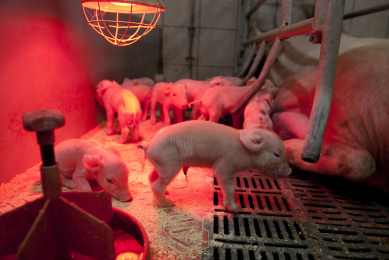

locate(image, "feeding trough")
[[0, 110, 149, 260]]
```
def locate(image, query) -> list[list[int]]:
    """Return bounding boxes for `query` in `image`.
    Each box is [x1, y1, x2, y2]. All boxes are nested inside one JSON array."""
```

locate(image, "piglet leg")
[[174, 107, 184, 123], [149, 162, 181, 207], [141, 99, 151, 121], [150, 100, 157, 125], [72, 167, 93, 192], [106, 107, 115, 135], [132, 125, 139, 142], [215, 168, 240, 213], [60, 173, 77, 190], [163, 106, 171, 126]]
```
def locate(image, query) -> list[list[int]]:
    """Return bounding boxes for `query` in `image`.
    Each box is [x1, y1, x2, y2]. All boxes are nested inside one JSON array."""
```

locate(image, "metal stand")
[[0, 110, 115, 260]]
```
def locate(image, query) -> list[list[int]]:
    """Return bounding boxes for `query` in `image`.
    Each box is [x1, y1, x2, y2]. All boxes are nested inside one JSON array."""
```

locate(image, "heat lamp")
[[81, 0, 166, 46]]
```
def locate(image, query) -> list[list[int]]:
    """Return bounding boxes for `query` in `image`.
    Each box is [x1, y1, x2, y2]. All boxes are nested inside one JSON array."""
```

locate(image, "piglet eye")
[[107, 178, 113, 183], [273, 151, 280, 157], [173, 93, 176, 96]]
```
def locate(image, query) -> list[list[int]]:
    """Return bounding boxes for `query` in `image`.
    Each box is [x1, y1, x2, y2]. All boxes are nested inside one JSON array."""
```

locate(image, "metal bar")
[[245, 0, 267, 19], [243, 18, 313, 45], [301, 0, 345, 163], [235, 0, 249, 74], [313, 0, 326, 30], [343, 2, 389, 20], [232, 37, 282, 115], [238, 41, 266, 86], [310, 0, 326, 43], [237, 44, 257, 78], [188, 0, 195, 78], [280, 0, 292, 26]]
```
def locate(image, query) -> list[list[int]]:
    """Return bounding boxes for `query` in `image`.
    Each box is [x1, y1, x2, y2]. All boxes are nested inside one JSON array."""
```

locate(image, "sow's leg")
[[284, 139, 376, 181]]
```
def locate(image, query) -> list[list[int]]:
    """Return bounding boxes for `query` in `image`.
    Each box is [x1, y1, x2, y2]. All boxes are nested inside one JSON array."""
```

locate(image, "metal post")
[[237, 44, 257, 78], [310, 0, 326, 43], [244, 18, 313, 45], [301, 0, 345, 163], [239, 41, 266, 86], [235, 0, 249, 73], [232, 37, 282, 114], [188, 0, 195, 79], [245, 0, 267, 19], [343, 2, 389, 20], [280, 0, 292, 26]]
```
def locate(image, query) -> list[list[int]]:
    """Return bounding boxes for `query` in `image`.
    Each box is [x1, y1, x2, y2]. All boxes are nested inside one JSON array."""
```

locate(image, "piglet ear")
[[112, 81, 121, 88], [96, 80, 112, 98], [210, 77, 221, 87], [180, 82, 187, 90], [103, 146, 121, 157], [246, 77, 256, 86], [239, 129, 264, 152], [264, 124, 272, 131], [82, 155, 104, 173], [163, 82, 173, 95], [261, 93, 274, 109]]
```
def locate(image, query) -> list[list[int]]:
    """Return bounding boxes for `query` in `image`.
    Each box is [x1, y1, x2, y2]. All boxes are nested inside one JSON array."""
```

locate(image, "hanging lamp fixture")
[[81, 0, 166, 46]]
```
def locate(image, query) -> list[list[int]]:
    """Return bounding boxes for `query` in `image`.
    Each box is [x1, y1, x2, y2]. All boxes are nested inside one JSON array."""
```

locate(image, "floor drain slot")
[[201, 171, 389, 260]]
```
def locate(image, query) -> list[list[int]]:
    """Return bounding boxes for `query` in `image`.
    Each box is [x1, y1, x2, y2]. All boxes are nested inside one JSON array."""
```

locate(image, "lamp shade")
[[81, 0, 166, 46]]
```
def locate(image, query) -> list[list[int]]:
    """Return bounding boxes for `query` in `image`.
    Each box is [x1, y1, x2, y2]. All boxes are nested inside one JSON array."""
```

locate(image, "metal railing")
[[233, 0, 389, 163], [232, 0, 345, 163]]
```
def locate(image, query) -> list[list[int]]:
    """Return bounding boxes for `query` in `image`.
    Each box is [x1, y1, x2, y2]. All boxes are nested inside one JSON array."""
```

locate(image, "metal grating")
[[201, 170, 389, 260]]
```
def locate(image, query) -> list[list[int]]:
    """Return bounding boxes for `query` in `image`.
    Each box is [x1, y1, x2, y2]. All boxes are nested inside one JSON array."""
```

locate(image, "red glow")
[[0, 5, 96, 184]]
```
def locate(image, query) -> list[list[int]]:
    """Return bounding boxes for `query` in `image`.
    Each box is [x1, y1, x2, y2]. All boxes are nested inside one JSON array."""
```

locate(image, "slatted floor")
[[201, 171, 389, 260]]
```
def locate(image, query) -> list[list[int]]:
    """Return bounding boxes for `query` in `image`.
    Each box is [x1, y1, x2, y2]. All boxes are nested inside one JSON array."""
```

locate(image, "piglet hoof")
[[132, 137, 139, 142], [106, 129, 114, 135], [226, 203, 241, 213], [158, 199, 175, 208]]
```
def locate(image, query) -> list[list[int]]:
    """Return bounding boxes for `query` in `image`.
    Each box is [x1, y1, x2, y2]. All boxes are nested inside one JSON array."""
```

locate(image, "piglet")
[[154, 74, 166, 83], [150, 82, 189, 126], [243, 93, 274, 130], [123, 77, 155, 87], [198, 79, 278, 128], [96, 80, 142, 143], [121, 82, 152, 121], [143, 120, 291, 212], [55, 139, 132, 202]]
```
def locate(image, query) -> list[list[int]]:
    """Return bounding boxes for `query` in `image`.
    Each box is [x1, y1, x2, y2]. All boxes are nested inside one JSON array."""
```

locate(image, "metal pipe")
[[343, 2, 389, 20], [313, 0, 325, 30], [234, 44, 250, 76], [232, 37, 282, 115], [237, 44, 257, 78], [239, 41, 266, 86], [310, 0, 326, 43], [280, 0, 292, 26], [301, 0, 345, 163], [235, 0, 248, 74], [245, 0, 267, 19], [243, 18, 313, 45], [188, 0, 195, 78]]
